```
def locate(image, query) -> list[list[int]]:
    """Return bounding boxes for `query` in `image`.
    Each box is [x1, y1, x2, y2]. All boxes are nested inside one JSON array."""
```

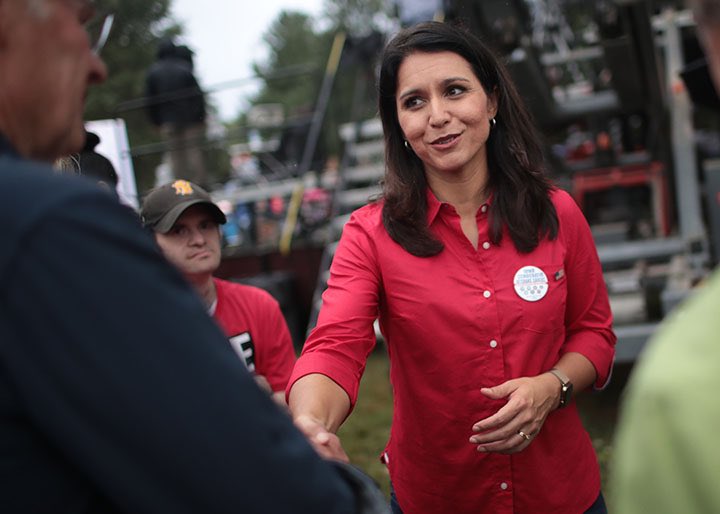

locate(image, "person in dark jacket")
[[0, 1, 387, 513], [145, 38, 208, 186], [77, 130, 119, 190]]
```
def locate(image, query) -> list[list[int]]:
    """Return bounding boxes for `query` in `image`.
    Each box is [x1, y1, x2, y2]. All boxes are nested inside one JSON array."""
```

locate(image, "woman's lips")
[[431, 133, 460, 146]]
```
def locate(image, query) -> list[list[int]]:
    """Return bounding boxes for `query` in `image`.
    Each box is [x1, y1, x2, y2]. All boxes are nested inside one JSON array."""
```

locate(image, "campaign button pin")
[[513, 266, 548, 302]]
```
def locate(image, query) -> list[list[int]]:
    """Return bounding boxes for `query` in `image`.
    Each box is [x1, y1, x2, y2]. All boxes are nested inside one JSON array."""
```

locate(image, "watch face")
[[561, 383, 573, 407]]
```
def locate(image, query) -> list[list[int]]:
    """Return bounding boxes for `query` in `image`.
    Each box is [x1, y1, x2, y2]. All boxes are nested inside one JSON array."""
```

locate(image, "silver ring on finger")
[[517, 430, 532, 441]]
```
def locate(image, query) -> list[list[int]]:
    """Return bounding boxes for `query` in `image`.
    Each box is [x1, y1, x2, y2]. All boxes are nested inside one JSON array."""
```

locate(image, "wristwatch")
[[548, 368, 573, 409]]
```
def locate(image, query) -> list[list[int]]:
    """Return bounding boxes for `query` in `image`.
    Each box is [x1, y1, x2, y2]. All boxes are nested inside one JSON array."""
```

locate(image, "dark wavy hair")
[[378, 21, 558, 256]]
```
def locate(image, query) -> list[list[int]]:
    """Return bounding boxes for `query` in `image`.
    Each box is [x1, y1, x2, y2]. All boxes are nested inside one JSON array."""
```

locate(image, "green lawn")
[[337, 350, 630, 501], [337, 350, 393, 497]]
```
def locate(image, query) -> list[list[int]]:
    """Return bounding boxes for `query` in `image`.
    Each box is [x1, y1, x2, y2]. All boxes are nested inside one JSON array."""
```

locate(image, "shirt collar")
[[425, 187, 443, 225], [425, 186, 493, 225]]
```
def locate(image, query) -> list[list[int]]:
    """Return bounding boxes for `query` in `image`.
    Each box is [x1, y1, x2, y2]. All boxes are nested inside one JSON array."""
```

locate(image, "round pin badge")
[[513, 266, 549, 302]]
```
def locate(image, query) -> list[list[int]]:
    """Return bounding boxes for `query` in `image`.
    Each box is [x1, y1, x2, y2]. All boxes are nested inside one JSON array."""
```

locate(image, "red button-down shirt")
[[290, 189, 616, 514]]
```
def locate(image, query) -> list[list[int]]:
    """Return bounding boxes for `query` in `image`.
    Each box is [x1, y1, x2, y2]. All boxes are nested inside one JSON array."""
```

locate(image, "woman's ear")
[[488, 89, 499, 120]]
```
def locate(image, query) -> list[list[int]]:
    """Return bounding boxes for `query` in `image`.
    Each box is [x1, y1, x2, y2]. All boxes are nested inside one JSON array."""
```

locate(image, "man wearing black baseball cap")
[[141, 178, 226, 231], [141, 180, 296, 406]]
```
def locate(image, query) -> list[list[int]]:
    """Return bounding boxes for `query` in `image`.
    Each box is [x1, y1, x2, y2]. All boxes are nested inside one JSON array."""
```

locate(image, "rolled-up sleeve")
[[288, 209, 382, 407], [559, 195, 616, 388]]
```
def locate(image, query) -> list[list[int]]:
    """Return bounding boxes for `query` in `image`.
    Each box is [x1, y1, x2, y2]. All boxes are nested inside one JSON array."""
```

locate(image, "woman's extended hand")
[[293, 414, 350, 463], [469, 373, 560, 454]]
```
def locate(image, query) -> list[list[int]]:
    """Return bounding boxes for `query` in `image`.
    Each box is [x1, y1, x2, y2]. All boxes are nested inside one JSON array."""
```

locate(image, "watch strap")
[[549, 368, 570, 386], [548, 368, 572, 408]]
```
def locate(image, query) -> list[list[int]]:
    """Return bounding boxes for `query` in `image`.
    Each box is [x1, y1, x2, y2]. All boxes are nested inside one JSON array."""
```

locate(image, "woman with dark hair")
[[288, 21, 615, 514]]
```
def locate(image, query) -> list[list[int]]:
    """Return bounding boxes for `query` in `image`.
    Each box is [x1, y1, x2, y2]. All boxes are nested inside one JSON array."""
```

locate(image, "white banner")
[[85, 119, 139, 209]]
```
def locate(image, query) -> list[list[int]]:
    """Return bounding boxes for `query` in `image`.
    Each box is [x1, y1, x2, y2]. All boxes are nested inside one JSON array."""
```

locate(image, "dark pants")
[[390, 488, 607, 514], [160, 123, 207, 187]]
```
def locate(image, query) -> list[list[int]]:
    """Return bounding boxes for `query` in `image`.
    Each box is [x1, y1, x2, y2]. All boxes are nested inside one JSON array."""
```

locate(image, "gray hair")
[[54, 155, 81, 175]]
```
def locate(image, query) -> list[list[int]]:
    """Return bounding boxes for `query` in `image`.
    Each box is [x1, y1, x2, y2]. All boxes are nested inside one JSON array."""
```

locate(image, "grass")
[[577, 362, 633, 503], [337, 350, 631, 502], [337, 350, 393, 497]]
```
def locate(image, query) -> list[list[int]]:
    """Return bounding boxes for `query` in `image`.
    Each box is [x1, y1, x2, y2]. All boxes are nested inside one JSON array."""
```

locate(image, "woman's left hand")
[[469, 373, 560, 454]]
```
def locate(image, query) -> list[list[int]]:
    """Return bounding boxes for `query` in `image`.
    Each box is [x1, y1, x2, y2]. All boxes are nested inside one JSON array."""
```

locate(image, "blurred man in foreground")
[[0, 1, 385, 512], [611, 1, 720, 512]]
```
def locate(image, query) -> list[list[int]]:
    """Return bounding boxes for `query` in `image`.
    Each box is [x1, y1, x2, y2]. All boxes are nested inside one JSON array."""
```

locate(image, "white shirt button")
[[481, 205, 488, 213], [482, 242, 491, 250], [483, 290, 491, 299], [500, 482, 508, 490], [489, 340, 498, 348]]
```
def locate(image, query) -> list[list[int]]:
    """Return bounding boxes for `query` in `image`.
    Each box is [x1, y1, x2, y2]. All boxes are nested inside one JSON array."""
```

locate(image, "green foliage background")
[[248, 0, 392, 168], [83, 0, 179, 192], [83, 0, 393, 195]]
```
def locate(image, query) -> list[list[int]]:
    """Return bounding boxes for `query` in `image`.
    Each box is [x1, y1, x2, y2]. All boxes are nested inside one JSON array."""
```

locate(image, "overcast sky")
[[171, 0, 325, 122]]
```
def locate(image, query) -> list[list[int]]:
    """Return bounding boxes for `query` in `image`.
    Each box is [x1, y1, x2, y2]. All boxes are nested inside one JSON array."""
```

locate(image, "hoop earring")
[[404, 140, 411, 150], [490, 117, 497, 128]]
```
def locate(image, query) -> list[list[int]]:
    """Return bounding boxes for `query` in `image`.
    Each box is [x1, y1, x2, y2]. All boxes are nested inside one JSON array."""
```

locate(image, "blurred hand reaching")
[[294, 414, 350, 463]]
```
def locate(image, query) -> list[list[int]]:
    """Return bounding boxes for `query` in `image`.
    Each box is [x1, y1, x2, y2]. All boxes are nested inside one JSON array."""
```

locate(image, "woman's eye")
[[447, 85, 465, 96], [402, 97, 422, 109]]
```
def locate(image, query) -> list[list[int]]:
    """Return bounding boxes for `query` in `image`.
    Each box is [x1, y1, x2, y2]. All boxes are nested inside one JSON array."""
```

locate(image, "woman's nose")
[[428, 99, 450, 127]]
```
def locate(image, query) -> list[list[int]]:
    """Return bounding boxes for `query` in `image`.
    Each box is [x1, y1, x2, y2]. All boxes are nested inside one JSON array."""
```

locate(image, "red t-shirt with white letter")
[[213, 278, 295, 392]]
